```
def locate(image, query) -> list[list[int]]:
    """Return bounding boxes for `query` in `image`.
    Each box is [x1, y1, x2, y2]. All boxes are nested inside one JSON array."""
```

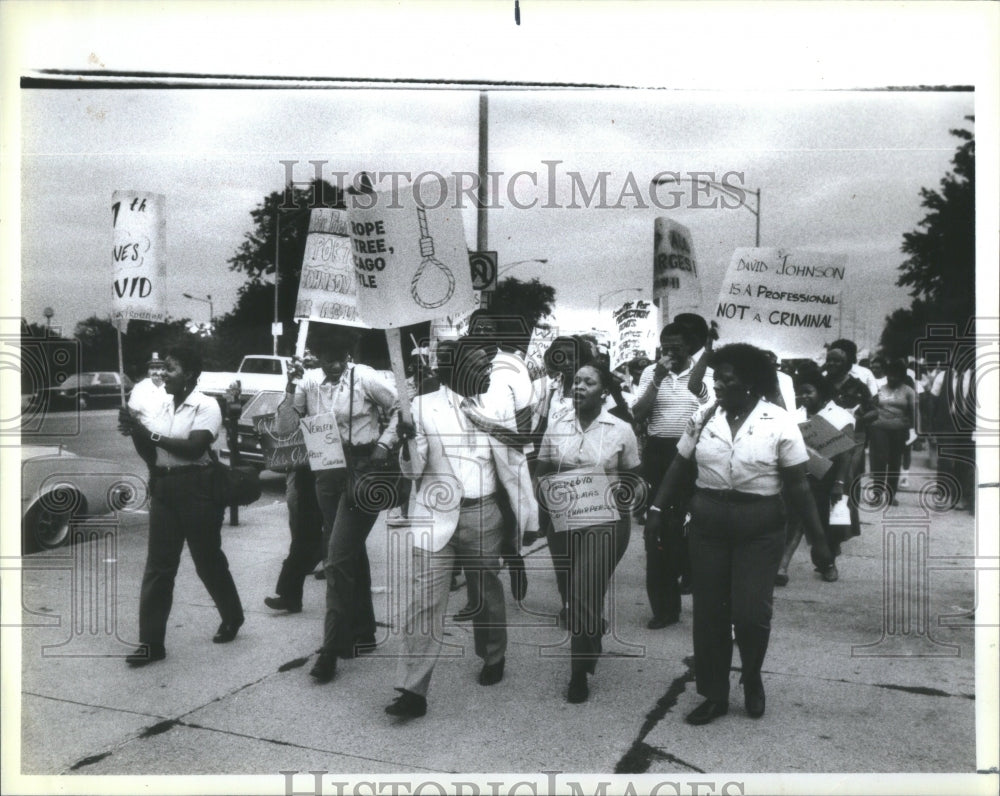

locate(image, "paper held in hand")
[[538, 469, 621, 532], [300, 412, 347, 471]]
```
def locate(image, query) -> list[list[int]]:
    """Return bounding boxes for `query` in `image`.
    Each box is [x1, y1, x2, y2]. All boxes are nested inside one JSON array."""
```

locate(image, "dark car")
[[39, 371, 134, 410]]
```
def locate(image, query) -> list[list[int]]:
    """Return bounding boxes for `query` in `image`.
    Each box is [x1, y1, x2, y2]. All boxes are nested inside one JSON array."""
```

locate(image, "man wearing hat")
[[129, 352, 169, 426]]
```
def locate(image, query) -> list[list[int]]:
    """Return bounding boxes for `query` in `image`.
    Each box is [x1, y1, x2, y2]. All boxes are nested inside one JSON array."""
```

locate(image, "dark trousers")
[[139, 468, 243, 646], [869, 426, 908, 504], [567, 519, 631, 675], [315, 467, 379, 655], [274, 467, 324, 604], [688, 491, 785, 701], [642, 436, 687, 619]]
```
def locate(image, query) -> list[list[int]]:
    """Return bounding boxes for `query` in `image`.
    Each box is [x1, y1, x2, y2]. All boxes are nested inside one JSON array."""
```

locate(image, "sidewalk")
[[10, 454, 994, 793]]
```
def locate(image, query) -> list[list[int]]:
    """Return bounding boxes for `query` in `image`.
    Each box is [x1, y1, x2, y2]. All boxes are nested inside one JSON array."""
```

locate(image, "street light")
[[650, 175, 761, 246], [598, 287, 644, 313], [498, 258, 548, 277], [183, 292, 214, 323]]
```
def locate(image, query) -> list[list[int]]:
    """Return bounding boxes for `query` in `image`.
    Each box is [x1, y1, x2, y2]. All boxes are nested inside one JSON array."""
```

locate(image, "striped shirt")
[[636, 363, 710, 438]]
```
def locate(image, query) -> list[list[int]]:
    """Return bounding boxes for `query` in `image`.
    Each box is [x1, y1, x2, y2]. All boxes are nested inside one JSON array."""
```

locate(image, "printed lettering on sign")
[[715, 247, 847, 358]]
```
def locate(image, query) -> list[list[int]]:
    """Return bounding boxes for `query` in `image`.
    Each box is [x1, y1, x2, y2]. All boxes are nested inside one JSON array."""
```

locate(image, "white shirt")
[[435, 385, 497, 499], [538, 407, 641, 474], [293, 363, 398, 448], [128, 377, 168, 425], [145, 390, 222, 468], [678, 400, 808, 496], [851, 364, 879, 397], [776, 370, 797, 413]]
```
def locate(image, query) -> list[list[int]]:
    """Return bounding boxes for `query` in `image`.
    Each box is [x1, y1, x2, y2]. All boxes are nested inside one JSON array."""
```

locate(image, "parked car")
[[37, 372, 134, 410], [197, 355, 293, 405], [219, 390, 287, 468], [21, 445, 146, 553]]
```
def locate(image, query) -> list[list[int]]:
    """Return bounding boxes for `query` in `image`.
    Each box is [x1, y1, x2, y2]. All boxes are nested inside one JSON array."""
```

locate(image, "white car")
[[20, 446, 147, 553]]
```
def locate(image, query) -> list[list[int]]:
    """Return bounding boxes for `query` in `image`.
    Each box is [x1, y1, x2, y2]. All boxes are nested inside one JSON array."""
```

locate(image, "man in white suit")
[[385, 338, 539, 718]]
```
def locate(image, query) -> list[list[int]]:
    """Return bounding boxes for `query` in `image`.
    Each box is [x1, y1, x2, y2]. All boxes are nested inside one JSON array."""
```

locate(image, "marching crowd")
[[116, 311, 975, 726]]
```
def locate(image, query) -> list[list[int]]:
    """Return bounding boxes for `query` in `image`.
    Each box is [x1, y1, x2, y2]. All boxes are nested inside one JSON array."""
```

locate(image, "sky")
[[19, 87, 974, 358]]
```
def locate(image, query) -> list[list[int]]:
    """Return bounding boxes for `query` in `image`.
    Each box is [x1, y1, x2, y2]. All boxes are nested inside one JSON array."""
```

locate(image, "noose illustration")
[[410, 206, 456, 309]]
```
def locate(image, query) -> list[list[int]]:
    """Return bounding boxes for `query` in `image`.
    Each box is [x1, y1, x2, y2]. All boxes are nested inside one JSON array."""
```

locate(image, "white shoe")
[[899, 473, 910, 489]]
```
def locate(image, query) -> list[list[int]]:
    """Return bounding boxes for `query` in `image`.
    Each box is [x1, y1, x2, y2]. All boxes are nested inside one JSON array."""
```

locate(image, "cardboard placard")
[[715, 248, 847, 357], [609, 299, 657, 370], [294, 208, 368, 327], [799, 414, 857, 461], [346, 179, 475, 327], [538, 469, 621, 532], [111, 191, 167, 330], [299, 412, 347, 471], [653, 217, 702, 317]]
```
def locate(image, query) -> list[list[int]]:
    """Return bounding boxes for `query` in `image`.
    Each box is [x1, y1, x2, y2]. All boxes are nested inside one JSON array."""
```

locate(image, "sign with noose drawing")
[[345, 178, 475, 328]]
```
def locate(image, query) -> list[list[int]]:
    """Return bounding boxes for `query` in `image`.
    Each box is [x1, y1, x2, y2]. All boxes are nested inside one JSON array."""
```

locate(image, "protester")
[[647, 343, 832, 725], [632, 322, 711, 628], [467, 312, 536, 604], [930, 357, 976, 512], [262, 355, 325, 614], [118, 344, 244, 666], [823, 344, 873, 532], [831, 338, 879, 398], [776, 366, 855, 585], [763, 350, 796, 411], [386, 337, 539, 719], [535, 360, 640, 703], [673, 313, 714, 395], [277, 327, 399, 684], [863, 358, 916, 507]]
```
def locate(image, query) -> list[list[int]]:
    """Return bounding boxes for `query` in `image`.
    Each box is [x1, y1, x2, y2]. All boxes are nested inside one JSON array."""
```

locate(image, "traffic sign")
[[469, 250, 498, 291]]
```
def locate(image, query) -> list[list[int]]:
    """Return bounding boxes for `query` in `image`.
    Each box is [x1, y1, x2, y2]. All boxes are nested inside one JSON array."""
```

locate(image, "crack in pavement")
[[615, 655, 702, 775]]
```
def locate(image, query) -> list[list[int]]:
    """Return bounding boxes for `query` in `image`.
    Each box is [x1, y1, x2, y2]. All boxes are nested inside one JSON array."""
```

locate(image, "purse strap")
[[348, 366, 354, 447]]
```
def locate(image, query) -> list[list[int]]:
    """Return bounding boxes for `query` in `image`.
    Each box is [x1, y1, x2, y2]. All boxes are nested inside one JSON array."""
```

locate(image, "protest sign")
[[715, 248, 847, 357], [653, 218, 702, 320], [346, 180, 474, 328], [525, 323, 558, 381], [539, 469, 621, 532], [609, 299, 657, 370], [798, 413, 857, 479], [295, 208, 368, 328], [299, 412, 347, 471], [111, 191, 166, 330]]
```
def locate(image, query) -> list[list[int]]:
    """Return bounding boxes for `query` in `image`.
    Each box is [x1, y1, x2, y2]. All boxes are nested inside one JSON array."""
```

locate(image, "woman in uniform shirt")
[[647, 344, 832, 725], [536, 361, 641, 704]]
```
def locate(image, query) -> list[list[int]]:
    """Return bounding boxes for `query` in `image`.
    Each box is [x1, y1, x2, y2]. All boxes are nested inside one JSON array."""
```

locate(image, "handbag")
[[209, 456, 262, 507], [345, 367, 407, 512], [254, 409, 309, 473]]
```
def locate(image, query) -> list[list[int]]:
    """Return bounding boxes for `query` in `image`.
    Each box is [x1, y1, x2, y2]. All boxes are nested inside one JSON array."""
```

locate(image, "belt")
[[696, 487, 775, 504], [460, 493, 497, 509], [152, 463, 212, 476]]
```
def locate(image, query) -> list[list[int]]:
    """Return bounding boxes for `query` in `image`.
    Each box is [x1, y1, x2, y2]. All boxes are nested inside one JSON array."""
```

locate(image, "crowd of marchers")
[[116, 311, 974, 725]]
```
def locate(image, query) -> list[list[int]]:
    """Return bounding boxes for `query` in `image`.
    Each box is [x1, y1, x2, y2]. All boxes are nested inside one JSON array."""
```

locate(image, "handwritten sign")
[[294, 209, 368, 328], [538, 469, 621, 532], [346, 179, 475, 327], [525, 323, 558, 381], [111, 191, 166, 330], [609, 299, 657, 370], [299, 412, 347, 471], [715, 248, 847, 357], [798, 413, 857, 480], [653, 218, 702, 317]]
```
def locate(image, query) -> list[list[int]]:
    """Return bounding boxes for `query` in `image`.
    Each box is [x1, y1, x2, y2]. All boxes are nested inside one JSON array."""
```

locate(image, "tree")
[[895, 118, 975, 335], [223, 178, 346, 357], [476, 276, 557, 351], [879, 299, 933, 361]]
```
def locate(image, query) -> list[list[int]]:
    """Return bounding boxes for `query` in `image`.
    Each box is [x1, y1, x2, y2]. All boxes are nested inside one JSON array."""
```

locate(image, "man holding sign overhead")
[[385, 338, 538, 719]]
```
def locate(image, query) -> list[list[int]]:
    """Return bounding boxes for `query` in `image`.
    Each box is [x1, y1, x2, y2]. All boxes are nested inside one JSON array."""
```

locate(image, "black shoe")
[[647, 615, 679, 630], [478, 657, 505, 686], [385, 688, 427, 718], [264, 595, 302, 613], [354, 636, 378, 656], [685, 699, 729, 726], [508, 557, 528, 601], [212, 619, 244, 644], [314, 570, 326, 580], [567, 672, 589, 703], [774, 570, 789, 587], [744, 680, 766, 719], [453, 603, 477, 622], [309, 651, 337, 683], [126, 643, 165, 667], [679, 578, 692, 595]]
